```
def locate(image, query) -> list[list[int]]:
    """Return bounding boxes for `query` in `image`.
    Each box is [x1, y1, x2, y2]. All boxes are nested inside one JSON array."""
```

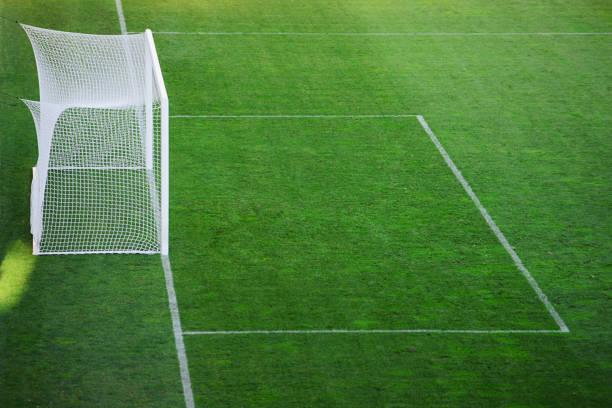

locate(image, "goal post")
[[21, 25, 169, 255], [145, 28, 170, 256]]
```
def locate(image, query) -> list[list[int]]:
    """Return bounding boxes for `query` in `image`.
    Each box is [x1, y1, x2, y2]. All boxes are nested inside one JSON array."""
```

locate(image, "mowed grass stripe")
[[124, 0, 612, 34], [156, 34, 612, 118], [170, 118, 557, 331], [184, 330, 595, 407]]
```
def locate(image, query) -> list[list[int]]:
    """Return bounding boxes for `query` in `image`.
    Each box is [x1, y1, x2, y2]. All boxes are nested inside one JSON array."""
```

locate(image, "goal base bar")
[[35, 251, 160, 255]]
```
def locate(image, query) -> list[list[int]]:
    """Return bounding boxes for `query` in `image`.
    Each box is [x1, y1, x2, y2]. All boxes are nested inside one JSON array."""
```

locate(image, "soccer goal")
[[21, 25, 169, 255]]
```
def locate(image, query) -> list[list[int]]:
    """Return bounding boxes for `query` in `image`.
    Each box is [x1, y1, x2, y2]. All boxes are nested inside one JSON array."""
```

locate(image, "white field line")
[[416, 115, 569, 333], [171, 114, 417, 119], [177, 113, 569, 335], [162, 255, 195, 408], [114, 3, 193, 407], [184, 329, 565, 335], [114, 0, 127, 35], [142, 31, 612, 37]]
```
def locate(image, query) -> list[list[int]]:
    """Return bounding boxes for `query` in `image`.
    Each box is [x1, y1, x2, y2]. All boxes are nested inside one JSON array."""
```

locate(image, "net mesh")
[[21, 25, 165, 254]]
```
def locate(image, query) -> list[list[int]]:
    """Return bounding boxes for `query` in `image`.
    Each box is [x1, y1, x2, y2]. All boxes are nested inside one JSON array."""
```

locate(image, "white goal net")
[[21, 24, 169, 255]]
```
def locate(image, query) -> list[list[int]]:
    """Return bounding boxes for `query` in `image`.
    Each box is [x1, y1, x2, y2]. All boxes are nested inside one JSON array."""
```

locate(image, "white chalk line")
[[171, 114, 417, 118], [185, 329, 565, 335], [114, 0, 127, 35], [176, 114, 569, 335], [113, 3, 195, 407], [416, 115, 569, 333], [138, 31, 612, 37], [115, 3, 195, 406], [162, 256, 195, 408]]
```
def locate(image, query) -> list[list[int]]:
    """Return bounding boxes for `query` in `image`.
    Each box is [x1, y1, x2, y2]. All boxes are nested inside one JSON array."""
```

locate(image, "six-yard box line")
[[165, 114, 569, 335]]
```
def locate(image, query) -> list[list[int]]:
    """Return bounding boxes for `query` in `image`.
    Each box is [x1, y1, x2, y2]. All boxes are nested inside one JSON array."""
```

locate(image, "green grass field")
[[1, 0, 611, 406]]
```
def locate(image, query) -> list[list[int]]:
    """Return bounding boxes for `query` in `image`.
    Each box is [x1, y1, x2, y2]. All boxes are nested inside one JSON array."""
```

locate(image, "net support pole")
[[144, 44, 154, 170], [145, 29, 169, 255], [31, 167, 40, 255]]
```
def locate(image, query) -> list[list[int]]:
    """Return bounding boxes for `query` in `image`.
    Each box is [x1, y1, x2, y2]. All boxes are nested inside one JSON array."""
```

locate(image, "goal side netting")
[[21, 24, 169, 255]]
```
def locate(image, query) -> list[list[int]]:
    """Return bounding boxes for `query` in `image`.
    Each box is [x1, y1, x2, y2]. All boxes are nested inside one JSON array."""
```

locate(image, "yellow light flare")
[[0, 240, 36, 313]]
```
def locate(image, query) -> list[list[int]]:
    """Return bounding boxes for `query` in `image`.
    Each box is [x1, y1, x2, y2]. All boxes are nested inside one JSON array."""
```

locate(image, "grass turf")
[[1, 0, 611, 406]]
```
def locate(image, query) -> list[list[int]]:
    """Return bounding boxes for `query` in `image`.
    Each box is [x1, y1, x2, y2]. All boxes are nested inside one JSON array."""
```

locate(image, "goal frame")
[[27, 28, 169, 256]]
